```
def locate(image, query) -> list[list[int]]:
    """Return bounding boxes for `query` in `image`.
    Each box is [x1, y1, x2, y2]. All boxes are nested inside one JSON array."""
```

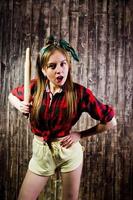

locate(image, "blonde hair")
[[31, 46, 77, 125]]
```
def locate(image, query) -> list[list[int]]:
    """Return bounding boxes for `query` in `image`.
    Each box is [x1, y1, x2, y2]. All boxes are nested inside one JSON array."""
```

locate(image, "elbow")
[[106, 117, 117, 130], [8, 93, 15, 104]]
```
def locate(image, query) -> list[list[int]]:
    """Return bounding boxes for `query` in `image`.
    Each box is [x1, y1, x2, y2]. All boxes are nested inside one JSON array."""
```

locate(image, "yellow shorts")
[[28, 136, 84, 176]]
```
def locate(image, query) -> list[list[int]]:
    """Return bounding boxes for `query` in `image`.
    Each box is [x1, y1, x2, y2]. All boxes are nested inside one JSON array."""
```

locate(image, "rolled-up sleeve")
[[11, 79, 37, 101], [81, 87, 115, 123], [11, 85, 24, 101]]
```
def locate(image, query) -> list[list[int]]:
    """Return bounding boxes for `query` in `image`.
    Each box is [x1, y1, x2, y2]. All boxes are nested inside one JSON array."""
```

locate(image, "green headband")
[[40, 35, 79, 62]]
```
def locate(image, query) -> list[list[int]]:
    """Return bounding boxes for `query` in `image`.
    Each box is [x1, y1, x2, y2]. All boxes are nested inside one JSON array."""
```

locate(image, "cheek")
[[46, 71, 54, 79], [65, 67, 69, 76]]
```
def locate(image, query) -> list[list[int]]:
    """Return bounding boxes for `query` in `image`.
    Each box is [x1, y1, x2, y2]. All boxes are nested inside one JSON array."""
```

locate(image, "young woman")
[[8, 36, 117, 200]]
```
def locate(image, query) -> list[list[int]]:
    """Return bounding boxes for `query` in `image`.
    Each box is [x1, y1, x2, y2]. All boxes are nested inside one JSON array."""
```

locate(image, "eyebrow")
[[47, 59, 67, 64]]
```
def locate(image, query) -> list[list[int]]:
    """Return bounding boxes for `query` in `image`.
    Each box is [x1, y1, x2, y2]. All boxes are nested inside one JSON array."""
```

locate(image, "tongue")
[[57, 76, 63, 81]]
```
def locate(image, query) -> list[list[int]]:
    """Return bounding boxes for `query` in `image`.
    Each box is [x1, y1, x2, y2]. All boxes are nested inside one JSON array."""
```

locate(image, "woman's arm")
[[8, 93, 30, 114], [61, 117, 117, 148], [80, 116, 117, 138]]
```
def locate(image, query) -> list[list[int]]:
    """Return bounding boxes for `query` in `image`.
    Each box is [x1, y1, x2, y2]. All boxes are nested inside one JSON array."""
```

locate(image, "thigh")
[[61, 162, 83, 200], [60, 141, 84, 173], [29, 136, 56, 176], [18, 169, 50, 200]]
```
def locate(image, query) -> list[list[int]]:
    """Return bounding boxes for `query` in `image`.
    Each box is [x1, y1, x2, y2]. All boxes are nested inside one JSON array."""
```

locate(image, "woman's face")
[[42, 50, 69, 91]]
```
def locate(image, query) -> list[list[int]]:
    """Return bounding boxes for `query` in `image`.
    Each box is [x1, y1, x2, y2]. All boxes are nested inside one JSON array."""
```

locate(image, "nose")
[[56, 64, 62, 74]]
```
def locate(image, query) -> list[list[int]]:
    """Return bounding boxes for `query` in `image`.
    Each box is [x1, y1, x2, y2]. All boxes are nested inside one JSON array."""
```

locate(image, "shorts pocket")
[[60, 142, 83, 161], [32, 139, 48, 161]]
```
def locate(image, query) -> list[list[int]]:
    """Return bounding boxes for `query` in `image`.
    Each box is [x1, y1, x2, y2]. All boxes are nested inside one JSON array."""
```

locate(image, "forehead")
[[48, 50, 66, 63]]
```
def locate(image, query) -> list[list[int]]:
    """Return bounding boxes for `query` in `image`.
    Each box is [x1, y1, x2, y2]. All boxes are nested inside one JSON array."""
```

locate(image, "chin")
[[57, 80, 66, 86], [58, 83, 64, 87]]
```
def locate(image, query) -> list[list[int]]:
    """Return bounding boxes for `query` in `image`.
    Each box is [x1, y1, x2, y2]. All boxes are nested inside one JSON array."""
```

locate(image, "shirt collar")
[[46, 83, 64, 95]]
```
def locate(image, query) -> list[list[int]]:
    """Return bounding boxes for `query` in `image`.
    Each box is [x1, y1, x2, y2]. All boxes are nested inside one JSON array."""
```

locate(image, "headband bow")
[[40, 35, 79, 62]]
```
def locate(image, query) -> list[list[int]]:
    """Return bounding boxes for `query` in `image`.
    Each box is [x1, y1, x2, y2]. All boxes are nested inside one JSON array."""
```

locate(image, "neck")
[[49, 82, 62, 95]]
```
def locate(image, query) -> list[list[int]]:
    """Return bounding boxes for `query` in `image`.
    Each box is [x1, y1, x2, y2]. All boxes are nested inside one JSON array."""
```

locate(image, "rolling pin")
[[24, 48, 31, 103]]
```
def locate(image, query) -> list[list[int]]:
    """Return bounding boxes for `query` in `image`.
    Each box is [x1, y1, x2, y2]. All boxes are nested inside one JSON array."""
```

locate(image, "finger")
[[61, 135, 71, 143], [20, 103, 30, 109], [60, 137, 70, 146], [62, 140, 73, 148], [21, 109, 29, 114], [23, 105, 30, 111], [20, 107, 29, 113], [61, 136, 73, 148], [21, 102, 31, 106], [19, 105, 29, 113]]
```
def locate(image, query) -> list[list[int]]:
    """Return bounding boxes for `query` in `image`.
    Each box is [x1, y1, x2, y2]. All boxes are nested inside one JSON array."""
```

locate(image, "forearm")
[[8, 93, 21, 110], [80, 123, 106, 138], [8, 93, 30, 114], [80, 117, 117, 138]]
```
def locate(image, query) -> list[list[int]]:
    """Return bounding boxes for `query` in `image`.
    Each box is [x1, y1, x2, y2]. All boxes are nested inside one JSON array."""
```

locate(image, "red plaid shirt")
[[11, 79, 115, 141]]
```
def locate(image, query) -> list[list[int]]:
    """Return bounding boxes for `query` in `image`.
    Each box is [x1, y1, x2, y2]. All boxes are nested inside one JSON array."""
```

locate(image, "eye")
[[60, 61, 66, 67], [47, 63, 57, 69]]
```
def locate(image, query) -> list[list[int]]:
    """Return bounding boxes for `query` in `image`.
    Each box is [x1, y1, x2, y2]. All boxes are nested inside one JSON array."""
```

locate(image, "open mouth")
[[56, 76, 64, 82]]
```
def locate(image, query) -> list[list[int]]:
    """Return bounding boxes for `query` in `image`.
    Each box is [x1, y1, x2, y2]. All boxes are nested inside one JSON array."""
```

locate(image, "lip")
[[56, 76, 64, 83]]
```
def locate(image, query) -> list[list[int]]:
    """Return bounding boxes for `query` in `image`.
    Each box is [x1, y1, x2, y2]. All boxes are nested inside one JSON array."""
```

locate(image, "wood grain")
[[0, 0, 133, 200]]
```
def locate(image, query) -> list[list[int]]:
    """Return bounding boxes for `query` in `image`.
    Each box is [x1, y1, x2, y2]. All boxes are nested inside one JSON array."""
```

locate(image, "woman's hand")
[[18, 101, 31, 114], [8, 93, 31, 114], [60, 131, 81, 148]]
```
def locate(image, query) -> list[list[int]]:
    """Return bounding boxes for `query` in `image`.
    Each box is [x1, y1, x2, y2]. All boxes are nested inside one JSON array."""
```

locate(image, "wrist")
[[8, 93, 21, 111]]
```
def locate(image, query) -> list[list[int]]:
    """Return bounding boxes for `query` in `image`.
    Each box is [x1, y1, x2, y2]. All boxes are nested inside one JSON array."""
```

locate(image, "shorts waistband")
[[34, 135, 67, 145], [33, 136, 46, 145]]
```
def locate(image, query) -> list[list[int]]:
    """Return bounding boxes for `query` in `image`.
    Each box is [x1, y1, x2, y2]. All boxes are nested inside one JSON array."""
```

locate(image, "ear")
[[41, 68, 47, 77]]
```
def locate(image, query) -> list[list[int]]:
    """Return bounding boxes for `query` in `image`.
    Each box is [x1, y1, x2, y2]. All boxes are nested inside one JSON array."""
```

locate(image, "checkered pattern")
[[11, 79, 115, 141]]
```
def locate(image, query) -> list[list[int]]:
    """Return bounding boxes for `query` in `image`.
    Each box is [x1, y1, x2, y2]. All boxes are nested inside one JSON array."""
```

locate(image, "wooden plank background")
[[0, 0, 133, 199]]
